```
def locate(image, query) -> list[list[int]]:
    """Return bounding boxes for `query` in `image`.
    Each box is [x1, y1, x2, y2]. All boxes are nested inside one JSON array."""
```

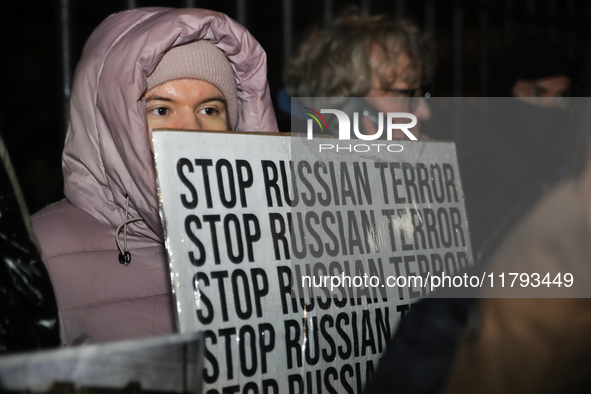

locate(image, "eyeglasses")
[[380, 87, 431, 112]]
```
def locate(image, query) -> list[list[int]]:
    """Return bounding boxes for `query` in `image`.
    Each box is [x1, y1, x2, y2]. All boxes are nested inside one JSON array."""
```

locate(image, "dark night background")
[[2, 0, 590, 214]]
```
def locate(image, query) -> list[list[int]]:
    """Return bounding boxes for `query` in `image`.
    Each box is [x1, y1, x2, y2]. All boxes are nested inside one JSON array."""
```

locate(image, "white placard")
[[153, 130, 473, 394]]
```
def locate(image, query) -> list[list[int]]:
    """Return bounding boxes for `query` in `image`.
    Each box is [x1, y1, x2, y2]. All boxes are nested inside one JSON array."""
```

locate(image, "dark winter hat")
[[490, 36, 577, 97], [147, 40, 238, 130]]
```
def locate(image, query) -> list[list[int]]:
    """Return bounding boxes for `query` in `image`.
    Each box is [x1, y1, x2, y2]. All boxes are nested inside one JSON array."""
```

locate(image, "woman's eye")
[[149, 107, 169, 116], [200, 107, 218, 116]]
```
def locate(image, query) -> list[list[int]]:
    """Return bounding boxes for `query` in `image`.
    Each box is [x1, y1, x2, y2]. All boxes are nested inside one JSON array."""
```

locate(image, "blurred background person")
[[490, 36, 576, 101], [440, 99, 591, 394], [366, 98, 591, 394], [461, 36, 578, 259], [282, 9, 433, 140]]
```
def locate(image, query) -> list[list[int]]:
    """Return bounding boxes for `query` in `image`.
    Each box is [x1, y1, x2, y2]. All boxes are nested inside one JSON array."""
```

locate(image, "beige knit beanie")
[[147, 40, 238, 130]]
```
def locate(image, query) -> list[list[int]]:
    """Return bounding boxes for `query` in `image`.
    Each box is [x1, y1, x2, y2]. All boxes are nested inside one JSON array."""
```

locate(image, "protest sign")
[[153, 130, 473, 393]]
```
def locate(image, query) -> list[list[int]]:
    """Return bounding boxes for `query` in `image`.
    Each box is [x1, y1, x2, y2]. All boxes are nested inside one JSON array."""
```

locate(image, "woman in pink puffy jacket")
[[31, 7, 278, 346]]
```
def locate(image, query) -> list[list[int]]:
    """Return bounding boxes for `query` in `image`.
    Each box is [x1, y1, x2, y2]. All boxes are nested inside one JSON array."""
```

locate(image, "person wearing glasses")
[[283, 9, 432, 139]]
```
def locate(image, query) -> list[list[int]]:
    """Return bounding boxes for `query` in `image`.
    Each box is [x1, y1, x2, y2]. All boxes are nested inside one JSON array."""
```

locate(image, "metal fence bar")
[[237, 0, 247, 26], [479, 0, 489, 97], [425, 0, 435, 92], [586, 1, 591, 74], [184, 0, 196, 8], [567, 0, 576, 58], [395, 0, 404, 20], [425, 0, 435, 36], [453, 4, 463, 149], [283, 0, 292, 61], [527, 0, 535, 34], [59, 0, 72, 139], [504, 0, 513, 47], [0, 43, 2, 137], [361, 0, 370, 16], [126, 0, 137, 10], [547, 0, 556, 41], [323, 0, 333, 25], [453, 5, 463, 97], [479, 1, 490, 147]]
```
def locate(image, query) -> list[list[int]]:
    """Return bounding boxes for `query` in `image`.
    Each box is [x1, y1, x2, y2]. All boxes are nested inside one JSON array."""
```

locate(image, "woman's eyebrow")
[[200, 96, 226, 104], [145, 96, 174, 103], [144, 96, 227, 104]]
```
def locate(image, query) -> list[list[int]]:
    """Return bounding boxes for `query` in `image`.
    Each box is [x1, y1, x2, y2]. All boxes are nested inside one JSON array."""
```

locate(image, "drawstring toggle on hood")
[[116, 194, 143, 265]]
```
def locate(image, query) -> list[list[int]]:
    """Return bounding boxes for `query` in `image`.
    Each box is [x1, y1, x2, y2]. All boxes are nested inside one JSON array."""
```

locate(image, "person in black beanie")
[[490, 36, 576, 100], [464, 36, 578, 260]]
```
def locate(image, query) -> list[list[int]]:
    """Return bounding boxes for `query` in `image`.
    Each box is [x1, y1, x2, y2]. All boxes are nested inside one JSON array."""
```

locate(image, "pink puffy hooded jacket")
[[32, 8, 278, 346]]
